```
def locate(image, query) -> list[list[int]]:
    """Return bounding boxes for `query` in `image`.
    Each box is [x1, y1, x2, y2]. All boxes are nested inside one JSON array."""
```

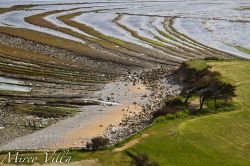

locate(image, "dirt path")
[[113, 133, 149, 152], [235, 79, 250, 86]]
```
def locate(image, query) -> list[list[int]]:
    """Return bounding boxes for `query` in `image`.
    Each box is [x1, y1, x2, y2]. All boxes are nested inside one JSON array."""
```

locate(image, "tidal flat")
[[0, 0, 249, 154]]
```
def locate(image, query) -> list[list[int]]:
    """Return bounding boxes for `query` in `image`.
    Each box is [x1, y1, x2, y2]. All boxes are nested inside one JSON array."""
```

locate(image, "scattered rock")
[[104, 67, 182, 144]]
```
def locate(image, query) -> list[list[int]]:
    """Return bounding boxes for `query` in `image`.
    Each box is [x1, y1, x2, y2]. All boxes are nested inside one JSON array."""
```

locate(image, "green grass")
[[235, 46, 250, 54], [126, 60, 250, 166], [13, 104, 79, 118], [185, 60, 209, 71]]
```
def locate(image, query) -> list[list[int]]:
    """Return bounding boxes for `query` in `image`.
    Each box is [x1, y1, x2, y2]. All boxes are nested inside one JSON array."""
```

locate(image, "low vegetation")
[[235, 46, 250, 54], [13, 104, 78, 118], [152, 98, 187, 119], [85, 136, 110, 151]]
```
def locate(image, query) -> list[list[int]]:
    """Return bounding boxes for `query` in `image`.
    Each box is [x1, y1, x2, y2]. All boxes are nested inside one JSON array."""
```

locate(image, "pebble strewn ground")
[[104, 67, 182, 143], [0, 67, 182, 150]]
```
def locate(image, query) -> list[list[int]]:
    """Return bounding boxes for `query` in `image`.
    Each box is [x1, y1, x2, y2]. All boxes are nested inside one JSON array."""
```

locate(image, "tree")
[[196, 82, 236, 111], [213, 83, 237, 107], [179, 63, 221, 105], [176, 61, 211, 83], [197, 87, 215, 111], [177, 60, 237, 112], [181, 86, 204, 105]]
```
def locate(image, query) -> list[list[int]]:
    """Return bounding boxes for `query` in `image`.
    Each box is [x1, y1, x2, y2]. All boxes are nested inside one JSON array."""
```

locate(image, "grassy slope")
[[126, 60, 250, 166]]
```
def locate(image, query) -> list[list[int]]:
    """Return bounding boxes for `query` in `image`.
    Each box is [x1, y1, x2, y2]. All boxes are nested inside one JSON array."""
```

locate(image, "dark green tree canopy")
[[177, 61, 236, 111]]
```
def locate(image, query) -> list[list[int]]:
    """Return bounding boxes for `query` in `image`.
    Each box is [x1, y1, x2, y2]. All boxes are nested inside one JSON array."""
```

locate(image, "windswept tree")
[[176, 60, 210, 83], [181, 86, 203, 105], [177, 60, 236, 111], [195, 82, 237, 111], [196, 87, 216, 111], [213, 82, 237, 107], [180, 71, 221, 105]]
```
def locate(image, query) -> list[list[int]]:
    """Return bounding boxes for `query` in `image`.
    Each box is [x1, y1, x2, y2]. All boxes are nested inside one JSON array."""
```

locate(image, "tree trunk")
[[184, 93, 191, 105], [199, 97, 206, 111]]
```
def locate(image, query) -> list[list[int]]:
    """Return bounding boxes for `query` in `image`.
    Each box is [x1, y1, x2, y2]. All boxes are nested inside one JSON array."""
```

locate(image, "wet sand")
[[51, 81, 149, 149]]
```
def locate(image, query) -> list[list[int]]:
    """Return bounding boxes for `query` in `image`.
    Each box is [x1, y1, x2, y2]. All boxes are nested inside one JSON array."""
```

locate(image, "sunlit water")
[[0, 77, 31, 92]]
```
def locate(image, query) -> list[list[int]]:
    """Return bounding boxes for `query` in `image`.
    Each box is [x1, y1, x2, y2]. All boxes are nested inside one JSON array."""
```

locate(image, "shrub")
[[175, 110, 188, 118], [203, 57, 221, 61], [155, 116, 166, 123], [165, 114, 176, 120], [13, 104, 78, 118], [153, 98, 184, 118], [85, 136, 109, 150], [152, 109, 168, 118]]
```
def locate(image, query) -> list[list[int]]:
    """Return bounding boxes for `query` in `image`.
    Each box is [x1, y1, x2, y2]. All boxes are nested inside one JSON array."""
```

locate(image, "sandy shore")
[[50, 81, 149, 149], [0, 77, 150, 150], [0, 66, 181, 151]]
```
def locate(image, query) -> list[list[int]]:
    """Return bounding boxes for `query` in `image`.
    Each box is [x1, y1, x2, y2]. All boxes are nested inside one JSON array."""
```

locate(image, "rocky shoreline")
[[0, 65, 182, 151], [104, 66, 182, 144], [0, 104, 70, 146], [0, 29, 182, 149]]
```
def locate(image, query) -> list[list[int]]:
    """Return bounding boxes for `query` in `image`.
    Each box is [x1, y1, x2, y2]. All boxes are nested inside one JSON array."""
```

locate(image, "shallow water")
[[0, 77, 31, 92], [174, 18, 250, 58], [1, 0, 249, 58]]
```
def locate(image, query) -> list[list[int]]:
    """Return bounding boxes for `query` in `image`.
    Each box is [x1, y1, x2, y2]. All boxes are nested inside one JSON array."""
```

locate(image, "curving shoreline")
[[0, 0, 247, 152], [0, 67, 181, 151]]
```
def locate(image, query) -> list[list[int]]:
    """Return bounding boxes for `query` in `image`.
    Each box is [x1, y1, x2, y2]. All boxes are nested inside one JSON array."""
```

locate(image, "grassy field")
[[0, 60, 249, 165], [124, 60, 250, 166]]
